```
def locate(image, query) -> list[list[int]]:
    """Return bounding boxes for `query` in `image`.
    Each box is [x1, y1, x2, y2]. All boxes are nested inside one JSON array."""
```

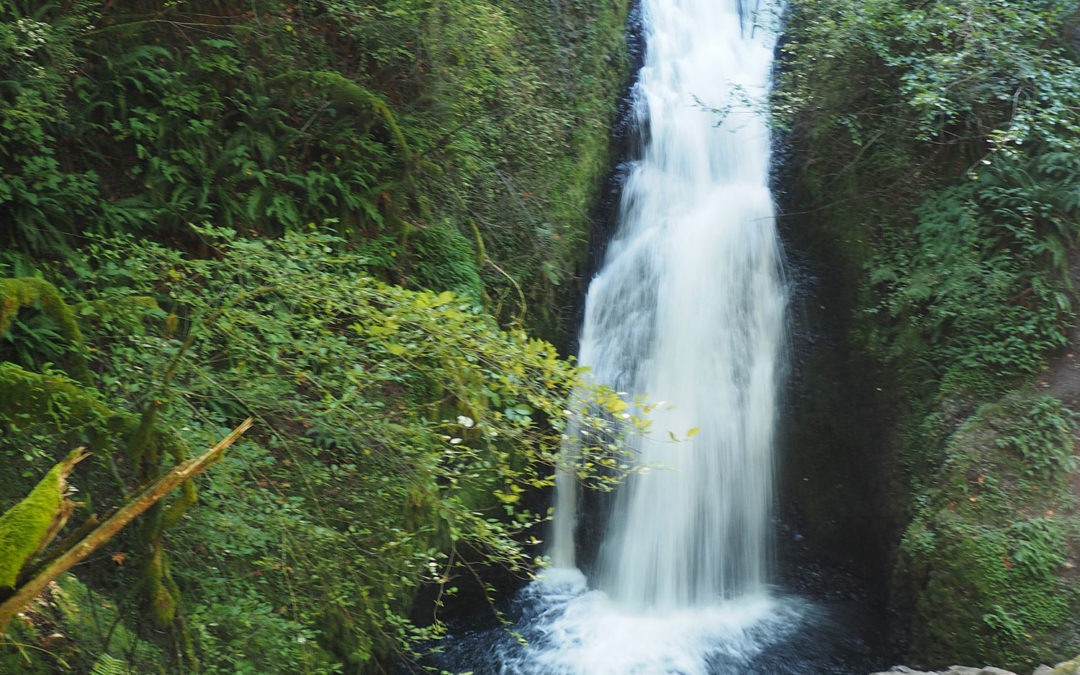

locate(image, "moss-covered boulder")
[[895, 396, 1080, 671]]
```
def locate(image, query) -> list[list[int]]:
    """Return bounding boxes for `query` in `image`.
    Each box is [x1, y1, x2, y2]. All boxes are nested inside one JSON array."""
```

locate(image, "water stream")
[[420, 0, 886, 671], [566, 0, 783, 610]]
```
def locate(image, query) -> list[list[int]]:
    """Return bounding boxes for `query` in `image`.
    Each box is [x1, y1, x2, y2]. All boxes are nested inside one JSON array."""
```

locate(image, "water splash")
[[497, 569, 802, 675]]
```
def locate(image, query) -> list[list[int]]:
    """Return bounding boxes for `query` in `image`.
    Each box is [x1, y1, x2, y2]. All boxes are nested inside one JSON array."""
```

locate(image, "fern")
[[90, 653, 130, 675]]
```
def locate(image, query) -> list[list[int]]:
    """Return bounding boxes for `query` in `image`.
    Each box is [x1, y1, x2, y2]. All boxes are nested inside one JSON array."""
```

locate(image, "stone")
[[1040, 657, 1080, 675], [870, 667, 1019, 675]]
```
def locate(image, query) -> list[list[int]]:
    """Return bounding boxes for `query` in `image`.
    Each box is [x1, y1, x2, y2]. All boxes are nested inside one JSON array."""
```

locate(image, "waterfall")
[[553, 0, 784, 609], [424, 1, 887, 671]]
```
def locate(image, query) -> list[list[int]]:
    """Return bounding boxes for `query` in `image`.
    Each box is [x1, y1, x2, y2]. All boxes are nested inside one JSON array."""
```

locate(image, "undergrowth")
[[777, 0, 1080, 668]]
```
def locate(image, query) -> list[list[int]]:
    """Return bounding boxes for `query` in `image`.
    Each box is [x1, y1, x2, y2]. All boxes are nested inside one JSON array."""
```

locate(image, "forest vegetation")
[[0, 0, 633, 671], [777, 0, 1080, 669], [5, 0, 1080, 672]]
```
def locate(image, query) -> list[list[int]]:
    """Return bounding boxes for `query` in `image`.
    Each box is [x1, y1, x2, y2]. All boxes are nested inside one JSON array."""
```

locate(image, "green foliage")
[[90, 654, 131, 675], [2, 229, 634, 671], [0, 0, 629, 340], [903, 516, 1073, 669], [1, 278, 93, 385], [896, 397, 1080, 670], [1, 573, 164, 673], [0, 1, 99, 255], [0, 361, 112, 470], [0, 0, 633, 669], [779, 0, 1080, 400], [778, 0, 1080, 667], [994, 397, 1079, 479], [777, 0, 1080, 150], [869, 152, 1079, 380]]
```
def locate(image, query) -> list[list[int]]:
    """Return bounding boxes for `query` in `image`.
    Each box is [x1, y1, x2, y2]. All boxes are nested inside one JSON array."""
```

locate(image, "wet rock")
[[1033, 655, 1080, 675], [872, 656, 1080, 675], [871, 667, 1018, 675]]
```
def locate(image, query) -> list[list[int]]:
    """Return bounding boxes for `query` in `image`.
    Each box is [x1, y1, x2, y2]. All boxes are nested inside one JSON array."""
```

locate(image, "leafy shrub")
[[0, 228, 633, 671], [994, 397, 1079, 479]]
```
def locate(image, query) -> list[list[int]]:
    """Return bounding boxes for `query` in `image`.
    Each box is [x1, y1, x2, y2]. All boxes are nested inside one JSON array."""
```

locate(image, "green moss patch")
[[0, 460, 67, 588], [897, 396, 1080, 670]]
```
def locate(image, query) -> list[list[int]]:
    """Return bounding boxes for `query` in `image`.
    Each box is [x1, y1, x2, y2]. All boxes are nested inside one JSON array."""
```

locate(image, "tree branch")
[[0, 418, 253, 635]]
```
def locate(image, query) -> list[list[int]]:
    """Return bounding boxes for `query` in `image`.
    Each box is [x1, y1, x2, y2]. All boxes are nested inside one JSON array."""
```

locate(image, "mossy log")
[[0, 418, 252, 635], [0, 449, 88, 588], [0, 362, 187, 466], [1, 362, 206, 627], [0, 278, 93, 385]]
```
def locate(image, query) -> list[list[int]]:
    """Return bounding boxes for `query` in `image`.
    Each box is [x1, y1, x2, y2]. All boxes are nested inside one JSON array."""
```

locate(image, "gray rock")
[[870, 655, 1080, 675], [870, 667, 1019, 675], [1035, 657, 1080, 675]]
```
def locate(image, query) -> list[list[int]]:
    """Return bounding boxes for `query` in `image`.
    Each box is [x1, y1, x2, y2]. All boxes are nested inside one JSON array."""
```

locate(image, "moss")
[[896, 398, 1080, 671], [269, 70, 413, 165], [0, 361, 196, 633], [70, 296, 163, 332], [0, 361, 107, 431], [901, 516, 1074, 670], [159, 481, 196, 531], [0, 362, 177, 461], [0, 450, 82, 587], [407, 223, 484, 299], [0, 278, 93, 385], [316, 605, 375, 666], [1046, 657, 1080, 674], [0, 361, 189, 466], [144, 545, 176, 626]]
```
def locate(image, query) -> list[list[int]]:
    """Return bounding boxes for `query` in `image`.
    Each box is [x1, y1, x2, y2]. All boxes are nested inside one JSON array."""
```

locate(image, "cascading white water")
[[427, 5, 886, 671], [554, 0, 784, 606], [493, 0, 788, 671]]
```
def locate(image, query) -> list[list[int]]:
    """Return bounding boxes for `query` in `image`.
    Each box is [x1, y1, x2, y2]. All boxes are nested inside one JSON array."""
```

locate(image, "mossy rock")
[[1043, 657, 1080, 675], [897, 395, 1080, 671]]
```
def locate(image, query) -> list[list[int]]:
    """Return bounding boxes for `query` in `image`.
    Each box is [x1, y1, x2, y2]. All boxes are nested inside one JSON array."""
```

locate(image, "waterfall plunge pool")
[[412, 564, 889, 674]]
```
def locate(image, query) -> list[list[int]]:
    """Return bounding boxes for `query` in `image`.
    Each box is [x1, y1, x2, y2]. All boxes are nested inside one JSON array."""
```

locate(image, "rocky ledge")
[[872, 658, 1080, 675]]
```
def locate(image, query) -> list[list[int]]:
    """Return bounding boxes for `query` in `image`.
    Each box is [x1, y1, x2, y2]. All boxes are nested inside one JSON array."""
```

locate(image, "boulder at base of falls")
[[871, 657, 1080, 675], [871, 667, 1017, 675], [1033, 656, 1080, 675]]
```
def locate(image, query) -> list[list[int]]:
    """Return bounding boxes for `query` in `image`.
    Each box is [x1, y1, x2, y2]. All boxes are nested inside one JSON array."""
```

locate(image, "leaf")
[[686, 427, 700, 438]]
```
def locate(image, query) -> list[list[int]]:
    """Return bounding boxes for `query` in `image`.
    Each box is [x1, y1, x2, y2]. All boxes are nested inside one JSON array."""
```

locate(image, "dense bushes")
[[1, 232, 635, 671], [777, 0, 1080, 668], [1, 0, 629, 340], [1, 0, 632, 670]]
